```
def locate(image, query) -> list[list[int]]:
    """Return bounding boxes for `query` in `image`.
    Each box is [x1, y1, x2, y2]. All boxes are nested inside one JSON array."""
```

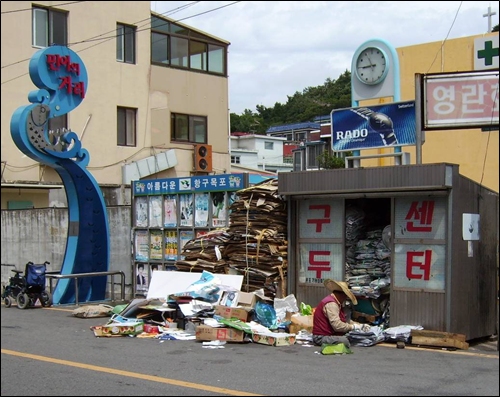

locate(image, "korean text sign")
[[394, 197, 447, 290], [133, 174, 245, 195], [298, 199, 344, 284], [423, 70, 499, 130]]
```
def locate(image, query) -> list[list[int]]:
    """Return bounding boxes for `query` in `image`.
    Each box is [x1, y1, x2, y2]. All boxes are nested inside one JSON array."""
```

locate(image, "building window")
[[208, 44, 224, 74], [171, 113, 207, 144], [117, 24, 136, 64], [264, 142, 274, 150], [8, 201, 34, 210], [117, 107, 136, 146], [190, 40, 207, 71], [231, 156, 241, 164], [307, 143, 326, 169], [150, 15, 227, 76], [170, 36, 189, 68], [32, 6, 67, 48], [151, 32, 168, 64]]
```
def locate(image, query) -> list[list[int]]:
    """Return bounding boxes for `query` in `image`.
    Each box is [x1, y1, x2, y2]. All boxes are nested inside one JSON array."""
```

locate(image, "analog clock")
[[355, 46, 389, 85]]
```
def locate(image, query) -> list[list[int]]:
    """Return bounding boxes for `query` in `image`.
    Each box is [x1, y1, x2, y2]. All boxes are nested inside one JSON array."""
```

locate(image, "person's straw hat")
[[324, 279, 358, 305]]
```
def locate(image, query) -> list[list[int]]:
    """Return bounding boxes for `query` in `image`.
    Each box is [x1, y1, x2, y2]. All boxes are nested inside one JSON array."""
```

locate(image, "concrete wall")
[[1, 206, 134, 300]]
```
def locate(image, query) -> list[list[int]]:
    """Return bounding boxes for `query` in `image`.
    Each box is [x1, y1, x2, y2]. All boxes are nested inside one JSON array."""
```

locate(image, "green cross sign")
[[474, 36, 499, 70], [477, 40, 499, 66]]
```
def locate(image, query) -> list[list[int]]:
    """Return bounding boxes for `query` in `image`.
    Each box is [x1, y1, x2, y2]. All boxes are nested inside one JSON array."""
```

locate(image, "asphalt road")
[[1, 303, 498, 396]]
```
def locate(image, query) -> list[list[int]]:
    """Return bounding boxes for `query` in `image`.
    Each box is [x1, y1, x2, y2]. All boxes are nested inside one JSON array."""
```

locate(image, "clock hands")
[[359, 52, 376, 69]]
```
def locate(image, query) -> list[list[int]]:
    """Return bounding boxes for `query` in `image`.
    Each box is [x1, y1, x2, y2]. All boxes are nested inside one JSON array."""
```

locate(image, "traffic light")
[[194, 144, 213, 172]]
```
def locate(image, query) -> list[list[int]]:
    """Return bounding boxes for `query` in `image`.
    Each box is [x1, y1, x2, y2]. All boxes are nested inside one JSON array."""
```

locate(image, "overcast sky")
[[152, 1, 499, 115]]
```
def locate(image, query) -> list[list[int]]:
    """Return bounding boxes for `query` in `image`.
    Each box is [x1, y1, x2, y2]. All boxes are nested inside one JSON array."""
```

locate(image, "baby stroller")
[[2, 261, 52, 309]]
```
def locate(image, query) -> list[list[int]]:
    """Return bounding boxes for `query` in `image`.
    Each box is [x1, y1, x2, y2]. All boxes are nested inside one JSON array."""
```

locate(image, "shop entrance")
[[345, 198, 391, 327]]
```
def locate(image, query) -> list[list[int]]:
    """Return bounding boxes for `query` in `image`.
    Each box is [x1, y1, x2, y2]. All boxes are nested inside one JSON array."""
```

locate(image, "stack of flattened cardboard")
[[225, 179, 288, 299], [175, 229, 230, 273], [173, 179, 288, 300]]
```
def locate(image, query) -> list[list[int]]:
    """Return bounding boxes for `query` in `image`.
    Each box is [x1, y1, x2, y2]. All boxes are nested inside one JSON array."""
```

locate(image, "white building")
[[230, 133, 293, 180]]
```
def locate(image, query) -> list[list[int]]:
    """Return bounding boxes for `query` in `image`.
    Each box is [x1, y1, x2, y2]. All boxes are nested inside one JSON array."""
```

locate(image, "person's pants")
[[313, 334, 350, 347]]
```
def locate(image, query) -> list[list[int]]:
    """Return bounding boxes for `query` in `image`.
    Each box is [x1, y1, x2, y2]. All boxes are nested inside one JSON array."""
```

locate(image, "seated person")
[[312, 278, 369, 347]]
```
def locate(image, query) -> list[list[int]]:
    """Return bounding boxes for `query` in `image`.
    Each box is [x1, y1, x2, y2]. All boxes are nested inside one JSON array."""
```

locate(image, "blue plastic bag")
[[255, 301, 278, 329]]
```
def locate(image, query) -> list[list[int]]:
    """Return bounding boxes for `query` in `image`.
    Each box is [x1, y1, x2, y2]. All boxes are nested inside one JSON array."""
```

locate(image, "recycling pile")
[[175, 179, 288, 300], [346, 229, 391, 299], [224, 179, 288, 299], [175, 228, 231, 274], [345, 204, 391, 299]]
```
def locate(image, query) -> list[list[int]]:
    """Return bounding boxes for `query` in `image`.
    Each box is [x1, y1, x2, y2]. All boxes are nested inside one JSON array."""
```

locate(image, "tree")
[[230, 110, 264, 134], [231, 70, 352, 133], [317, 151, 353, 169]]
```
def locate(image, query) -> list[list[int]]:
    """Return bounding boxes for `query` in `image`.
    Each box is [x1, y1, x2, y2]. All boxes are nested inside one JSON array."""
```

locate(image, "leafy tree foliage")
[[230, 70, 352, 134], [317, 151, 354, 169]]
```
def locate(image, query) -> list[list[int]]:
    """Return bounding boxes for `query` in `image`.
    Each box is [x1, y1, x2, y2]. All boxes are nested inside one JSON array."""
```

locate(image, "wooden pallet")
[[410, 329, 469, 350]]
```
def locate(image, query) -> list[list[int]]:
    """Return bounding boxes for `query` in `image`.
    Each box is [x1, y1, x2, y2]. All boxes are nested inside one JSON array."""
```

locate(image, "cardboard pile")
[[173, 179, 288, 301], [225, 179, 288, 299], [175, 229, 230, 273], [213, 291, 256, 322]]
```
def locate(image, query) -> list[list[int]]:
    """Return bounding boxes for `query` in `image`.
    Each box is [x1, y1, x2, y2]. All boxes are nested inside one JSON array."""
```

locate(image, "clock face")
[[355, 47, 388, 85]]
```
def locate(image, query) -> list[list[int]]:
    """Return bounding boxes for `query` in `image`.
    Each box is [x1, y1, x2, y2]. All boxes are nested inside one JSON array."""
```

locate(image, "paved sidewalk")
[[468, 335, 499, 354]]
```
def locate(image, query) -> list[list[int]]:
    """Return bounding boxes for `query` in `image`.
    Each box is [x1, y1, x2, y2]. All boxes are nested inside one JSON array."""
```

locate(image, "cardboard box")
[[236, 291, 257, 308], [91, 321, 144, 337], [219, 290, 239, 307], [288, 323, 313, 335], [252, 332, 296, 346], [290, 313, 313, 328], [214, 305, 252, 322], [195, 325, 244, 342]]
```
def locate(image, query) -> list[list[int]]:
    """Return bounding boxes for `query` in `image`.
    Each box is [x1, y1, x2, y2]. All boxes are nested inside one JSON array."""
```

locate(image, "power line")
[[1, 1, 201, 71], [0, 1, 85, 14], [425, 1, 462, 73], [1, 1, 240, 86]]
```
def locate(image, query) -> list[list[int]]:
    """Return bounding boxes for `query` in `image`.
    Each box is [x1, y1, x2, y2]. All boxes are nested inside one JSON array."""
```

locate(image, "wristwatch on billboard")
[[350, 107, 398, 146]]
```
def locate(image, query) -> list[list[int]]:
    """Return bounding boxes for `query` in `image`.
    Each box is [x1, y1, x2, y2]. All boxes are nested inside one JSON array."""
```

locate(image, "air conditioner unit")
[[194, 144, 213, 172]]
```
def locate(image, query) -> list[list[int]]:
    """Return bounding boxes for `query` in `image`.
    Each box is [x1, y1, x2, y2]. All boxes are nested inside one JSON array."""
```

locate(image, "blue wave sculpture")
[[10, 46, 110, 304]]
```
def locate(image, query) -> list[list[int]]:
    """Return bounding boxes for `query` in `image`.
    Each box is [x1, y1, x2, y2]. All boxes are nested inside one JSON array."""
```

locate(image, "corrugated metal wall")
[[391, 290, 447, 330], [281, 163, 498, 340], [448, 173, 498, 340], [278, 163, 453, 195]]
